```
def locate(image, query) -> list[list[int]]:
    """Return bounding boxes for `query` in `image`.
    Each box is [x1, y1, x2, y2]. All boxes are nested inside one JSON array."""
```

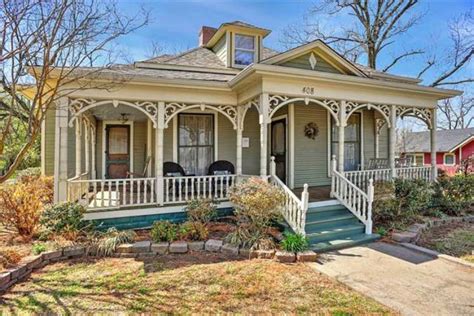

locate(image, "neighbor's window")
[[178, 114, 214, 175], [406, 154, 424, 166], [444, 153, 455, 165], [234, 34, 255, 66]]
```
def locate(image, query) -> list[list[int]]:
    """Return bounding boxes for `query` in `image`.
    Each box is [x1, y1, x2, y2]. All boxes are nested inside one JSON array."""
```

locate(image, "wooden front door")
[[106, 125, 130, 179], [271, 118, 287, 183]]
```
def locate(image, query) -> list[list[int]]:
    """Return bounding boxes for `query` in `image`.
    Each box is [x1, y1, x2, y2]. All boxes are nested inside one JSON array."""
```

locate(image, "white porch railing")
[[396, 166, 432, 180], [269, 157, 309, 235], [67, 177, 156, 210], [332, 160, 374, 234], [163, 175, 237, 205]]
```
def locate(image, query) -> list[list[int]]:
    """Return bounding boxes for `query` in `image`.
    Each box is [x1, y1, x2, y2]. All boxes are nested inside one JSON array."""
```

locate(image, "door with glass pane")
[[105, 125, 130, 179], [178, 114, 214, 175], [271, 119, 286, 183], [331, 113, 361, 171]]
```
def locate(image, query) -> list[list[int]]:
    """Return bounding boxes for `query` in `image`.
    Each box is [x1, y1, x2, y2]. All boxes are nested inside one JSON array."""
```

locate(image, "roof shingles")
[[403, 128, 474, 152]]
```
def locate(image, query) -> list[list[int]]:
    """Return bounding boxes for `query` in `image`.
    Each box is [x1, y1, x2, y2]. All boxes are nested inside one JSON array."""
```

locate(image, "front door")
[[105, 125, 130, 179], [271, 118, 287, 183]]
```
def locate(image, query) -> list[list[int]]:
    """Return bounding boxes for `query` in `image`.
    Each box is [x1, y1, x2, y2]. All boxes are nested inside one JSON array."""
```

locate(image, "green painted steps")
[[304, 202, 379, 252]]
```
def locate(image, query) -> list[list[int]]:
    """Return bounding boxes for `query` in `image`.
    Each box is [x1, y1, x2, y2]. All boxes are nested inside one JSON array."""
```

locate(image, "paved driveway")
[[309, 242, 474, 316]]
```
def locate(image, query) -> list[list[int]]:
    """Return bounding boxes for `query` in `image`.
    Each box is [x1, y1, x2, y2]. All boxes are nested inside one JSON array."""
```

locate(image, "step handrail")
[[331, 157, 374, 234], [269, 157, 309, 235]]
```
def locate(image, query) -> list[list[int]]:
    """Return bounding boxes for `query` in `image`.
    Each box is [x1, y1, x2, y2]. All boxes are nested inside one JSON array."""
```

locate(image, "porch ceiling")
[[89, 103, 149, 122]]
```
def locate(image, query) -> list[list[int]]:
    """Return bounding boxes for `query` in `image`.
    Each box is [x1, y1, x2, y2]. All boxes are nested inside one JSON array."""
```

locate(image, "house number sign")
[[302, 86, 315, 95]]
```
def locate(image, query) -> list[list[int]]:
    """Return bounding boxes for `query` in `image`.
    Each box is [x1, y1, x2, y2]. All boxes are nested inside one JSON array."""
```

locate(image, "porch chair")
[[364, 158, 389, 170], [163, 161, 194, 198], [207, 160, 235, 195]]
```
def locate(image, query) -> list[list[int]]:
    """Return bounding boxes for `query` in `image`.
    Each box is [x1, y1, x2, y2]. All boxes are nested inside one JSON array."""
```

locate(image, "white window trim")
[[232, 33, 257, 68], [327, 110, 363, 173], [172, 110, 219, 172], [406, 153, 424, 166], [443, 153, 456, 166], [101, 120, 134, 179]]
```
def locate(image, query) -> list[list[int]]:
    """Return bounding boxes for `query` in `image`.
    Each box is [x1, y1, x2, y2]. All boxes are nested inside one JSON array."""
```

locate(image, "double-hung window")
[[444, 153, 455, 165], [178, 114, 214, 175], [331, 113, 361, 171], [234, 34, 255, 66]]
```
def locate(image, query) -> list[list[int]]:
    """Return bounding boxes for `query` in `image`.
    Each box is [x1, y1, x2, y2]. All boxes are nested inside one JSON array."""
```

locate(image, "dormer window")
[[234, 34, 255, 66]]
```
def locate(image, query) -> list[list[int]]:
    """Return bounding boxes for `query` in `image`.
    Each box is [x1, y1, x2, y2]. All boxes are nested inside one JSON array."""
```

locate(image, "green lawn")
[[1, 254, 393, 314]]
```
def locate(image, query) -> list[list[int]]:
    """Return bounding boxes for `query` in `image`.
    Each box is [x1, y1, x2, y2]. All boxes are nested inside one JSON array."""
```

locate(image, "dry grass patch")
[[1, 253, 393, 314], [417, 221, 473, 260]]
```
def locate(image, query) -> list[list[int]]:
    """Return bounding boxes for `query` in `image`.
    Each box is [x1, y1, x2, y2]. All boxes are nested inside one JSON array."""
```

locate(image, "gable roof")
[[403, 128, 474, 153], [260, 40, 367, 77]]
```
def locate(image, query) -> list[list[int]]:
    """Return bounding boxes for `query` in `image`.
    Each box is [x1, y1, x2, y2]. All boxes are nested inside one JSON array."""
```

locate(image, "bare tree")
[[281, 0, 424, 70], [438, 94, 473, 130], [0, 0, 149, 182]]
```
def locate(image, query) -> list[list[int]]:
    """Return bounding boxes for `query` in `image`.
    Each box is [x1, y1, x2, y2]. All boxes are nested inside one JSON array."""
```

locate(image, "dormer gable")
[[202, 21, 271, 69], [261, 40, 367, 77]]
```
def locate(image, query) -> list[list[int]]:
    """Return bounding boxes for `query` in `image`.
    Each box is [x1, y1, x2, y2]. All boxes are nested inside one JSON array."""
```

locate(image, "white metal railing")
[[163, 174, 237, 204], [67, 177, 156, 210], [396, 166, 432, 181], [331, 159, 373, 234], [269, 157, 309, 235]]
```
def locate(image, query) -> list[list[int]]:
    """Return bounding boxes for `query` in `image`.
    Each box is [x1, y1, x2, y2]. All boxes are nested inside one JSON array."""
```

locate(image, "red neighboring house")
[[402, 128, 474, 176]]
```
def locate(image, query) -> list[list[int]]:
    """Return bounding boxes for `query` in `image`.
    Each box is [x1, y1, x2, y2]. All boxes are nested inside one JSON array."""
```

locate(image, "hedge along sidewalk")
[[391, 215, 474, 269], [0, 239, 317, 294]]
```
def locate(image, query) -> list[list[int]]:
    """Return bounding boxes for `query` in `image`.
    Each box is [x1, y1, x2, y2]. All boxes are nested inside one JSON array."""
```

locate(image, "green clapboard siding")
[[133, 121, 147, 174], [378, 124, 389, 159], [43, 108, 56, 176], [280, 52, 341, 74], [217, 113, 236, 165], [363, 111, 376, 162], [242, 107, 260, 175], [294, 104, 330, 187]]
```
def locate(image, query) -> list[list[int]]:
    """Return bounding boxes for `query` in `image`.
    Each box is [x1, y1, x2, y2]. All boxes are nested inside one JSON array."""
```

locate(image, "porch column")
[[146, 119, 152, 177], [84, 122, 90, 175], [75, 116, 82, 177], [54, 97, 69, 203], [389, 105, 397, 178], [337, 101, 346, 172], [236, 105, 247, 176], [259, 93, 269, 178], [156, 101, 165, 205], [91, 127, 96, 179], [430, 108, 438, 181]]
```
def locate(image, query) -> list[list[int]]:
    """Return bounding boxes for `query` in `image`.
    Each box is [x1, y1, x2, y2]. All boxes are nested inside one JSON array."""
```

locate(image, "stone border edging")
[[399, 242, 474, 269], [0, 239, 317, 294]]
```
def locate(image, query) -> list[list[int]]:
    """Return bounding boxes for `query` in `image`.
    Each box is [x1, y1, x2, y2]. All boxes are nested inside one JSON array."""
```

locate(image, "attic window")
[[234, 34, 255, 66]]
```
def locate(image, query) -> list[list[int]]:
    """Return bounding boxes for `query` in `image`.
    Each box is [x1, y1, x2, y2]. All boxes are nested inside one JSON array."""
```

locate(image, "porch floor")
[[292, 186, 333, 203]]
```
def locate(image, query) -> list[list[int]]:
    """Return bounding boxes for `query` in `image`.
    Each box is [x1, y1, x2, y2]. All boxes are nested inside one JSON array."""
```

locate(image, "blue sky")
[[115, 0, 472, 85]]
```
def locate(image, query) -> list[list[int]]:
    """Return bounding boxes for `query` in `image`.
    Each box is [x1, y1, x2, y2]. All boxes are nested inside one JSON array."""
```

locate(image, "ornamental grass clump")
[[280, 233, 309, 253], [40, 202, 89, 240], [227, 177, 285, 249], [185, 198, 217, 224]]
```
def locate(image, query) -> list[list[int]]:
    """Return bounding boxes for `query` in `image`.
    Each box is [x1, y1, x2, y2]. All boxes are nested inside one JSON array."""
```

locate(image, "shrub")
[[40, 202, 88, 239], [96, 228, 136, 257], [32, 243, 47, 255], [394, 178, 432, 214], [0, 176, 53, 239], [185, 199, 217, 223], [150, 221, 178, 242], [227, 177, 285, 249], [434, 175, 474, 216], [280, 233, 309, 252], [0, 249, 22, 268], [178, 221, 209, 241]]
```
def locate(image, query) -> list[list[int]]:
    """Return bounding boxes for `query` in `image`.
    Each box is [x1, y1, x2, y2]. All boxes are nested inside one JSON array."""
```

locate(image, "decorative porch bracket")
[[163, 102, 239, 129]]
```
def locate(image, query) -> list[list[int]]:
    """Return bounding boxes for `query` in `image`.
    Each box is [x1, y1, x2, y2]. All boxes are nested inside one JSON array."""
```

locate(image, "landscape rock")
[[23, 255, 43, 270], [188, 241, 205, 251], [239, 248, 251, 258], [256, 250, 275, 259], [132, 241, 151, 253], [151, 242, 169, 254], [392, 231, 417, 243], [170, 241, 188, 253], [63, 246, 85, 257], [0, 272, 10, 287], [9, 265, 27, 279], [116, 244, 134, 253], [42, 250, 62, 260], [297, 250, 317, 262], [205, 239, 223, 252], [221, 243, 239, 255], [275, 251, 296, 263]]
